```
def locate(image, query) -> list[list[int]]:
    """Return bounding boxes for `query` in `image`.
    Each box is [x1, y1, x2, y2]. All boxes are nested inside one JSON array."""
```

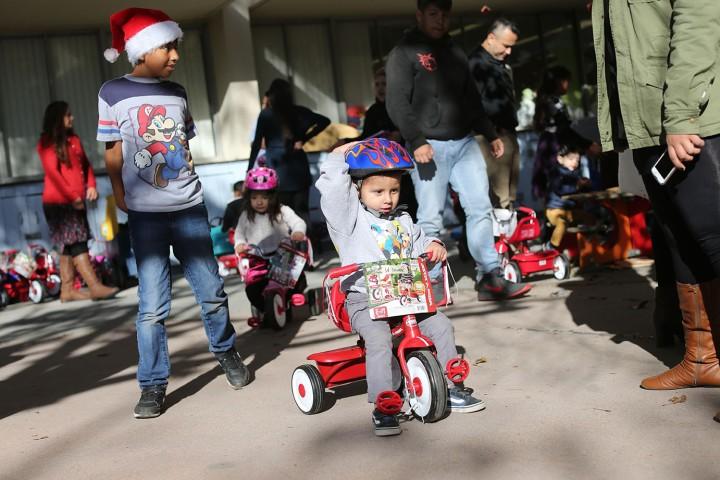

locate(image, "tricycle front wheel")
[[264, 292, 291, 330], [405, 350, 448, 422]]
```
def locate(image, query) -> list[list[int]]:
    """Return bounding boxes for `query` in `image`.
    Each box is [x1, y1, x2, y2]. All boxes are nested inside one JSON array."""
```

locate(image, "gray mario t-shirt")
[[97, 74, 202, 212]]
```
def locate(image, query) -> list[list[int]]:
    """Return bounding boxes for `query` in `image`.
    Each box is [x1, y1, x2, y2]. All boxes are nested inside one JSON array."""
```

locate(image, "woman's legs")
[[634, 139, 720, 389], [59, 242, 90, 302]]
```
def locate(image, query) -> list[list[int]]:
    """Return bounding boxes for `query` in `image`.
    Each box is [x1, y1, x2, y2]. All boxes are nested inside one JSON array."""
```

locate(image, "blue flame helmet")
[[344, 138, 414, 179]]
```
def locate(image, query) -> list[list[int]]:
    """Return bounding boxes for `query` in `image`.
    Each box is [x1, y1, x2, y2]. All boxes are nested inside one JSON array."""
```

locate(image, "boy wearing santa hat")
[[97, 8, 250, 419]]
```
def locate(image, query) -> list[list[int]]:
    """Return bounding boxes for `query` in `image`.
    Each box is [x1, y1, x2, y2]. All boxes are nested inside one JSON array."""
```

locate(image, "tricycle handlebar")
[[327, 263, 360, 279]]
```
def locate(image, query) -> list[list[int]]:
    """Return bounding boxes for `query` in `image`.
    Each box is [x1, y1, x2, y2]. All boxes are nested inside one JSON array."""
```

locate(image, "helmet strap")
[[359, 201, 408, 220]]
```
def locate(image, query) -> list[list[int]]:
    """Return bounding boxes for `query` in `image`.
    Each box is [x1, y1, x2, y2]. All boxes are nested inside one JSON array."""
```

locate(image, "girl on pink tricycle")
[[234, 165, 309, 329]]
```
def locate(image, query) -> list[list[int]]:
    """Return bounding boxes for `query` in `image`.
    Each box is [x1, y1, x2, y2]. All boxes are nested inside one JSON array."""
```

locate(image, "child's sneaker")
[[448, 386, 486, 413], [372, 409, 401, 437], [215, 349, 250, 389], [133, 385, 166, 419]]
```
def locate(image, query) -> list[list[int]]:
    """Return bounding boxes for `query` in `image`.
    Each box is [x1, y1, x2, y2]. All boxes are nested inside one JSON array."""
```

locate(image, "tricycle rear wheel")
[[291, 364, 325, 414]]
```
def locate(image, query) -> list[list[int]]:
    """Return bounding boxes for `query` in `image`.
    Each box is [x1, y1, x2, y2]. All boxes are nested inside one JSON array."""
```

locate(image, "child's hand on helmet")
[[290, 231, 305, 241], [332, 141, 361, 155], [234, 243, 248, 255], [425, 241, 447, 263]]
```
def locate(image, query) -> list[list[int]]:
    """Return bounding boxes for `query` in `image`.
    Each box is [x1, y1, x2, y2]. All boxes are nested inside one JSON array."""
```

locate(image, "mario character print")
[[132, 103, 192, 188], [370, 220, 411, 260]]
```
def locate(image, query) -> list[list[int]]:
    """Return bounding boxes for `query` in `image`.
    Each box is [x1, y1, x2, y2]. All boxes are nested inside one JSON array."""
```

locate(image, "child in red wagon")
[[316, 138, 485, 437]]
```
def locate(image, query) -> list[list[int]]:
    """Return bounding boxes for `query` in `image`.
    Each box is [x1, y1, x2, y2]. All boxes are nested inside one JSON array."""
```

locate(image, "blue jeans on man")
[[410, 137, 531, 300], [128, 203, 236, 389], [410, 137, 499, 275]]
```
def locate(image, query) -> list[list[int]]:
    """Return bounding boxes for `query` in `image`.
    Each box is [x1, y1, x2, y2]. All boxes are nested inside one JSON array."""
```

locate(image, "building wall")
[[207, 0, 261, 162]]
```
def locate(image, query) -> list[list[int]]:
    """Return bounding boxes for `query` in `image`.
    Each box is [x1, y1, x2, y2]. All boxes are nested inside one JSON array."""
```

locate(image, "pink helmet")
[[245, 165, 278, 190]]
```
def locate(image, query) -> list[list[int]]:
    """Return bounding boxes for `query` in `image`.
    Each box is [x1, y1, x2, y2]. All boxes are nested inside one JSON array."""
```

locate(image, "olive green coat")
[[592, 0, 720, 151]]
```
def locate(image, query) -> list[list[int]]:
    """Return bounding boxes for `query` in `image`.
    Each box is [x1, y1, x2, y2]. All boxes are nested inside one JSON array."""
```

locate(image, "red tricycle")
[[493, 207, 571, 283], [1, 250, 29, 304], [238, 239, 314, 330], [213, 227, 239, 278], [1, 247, 61, 304], [0, 268, 18, 307], [290, 257, 470, 422], [26, 244, 61, 303]]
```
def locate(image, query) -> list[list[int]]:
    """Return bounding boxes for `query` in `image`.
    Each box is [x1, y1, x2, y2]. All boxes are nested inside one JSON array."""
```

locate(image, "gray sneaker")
[[448, 387, 486, 413], [133, 385, 166, 419], [215, 349, 250, 389]]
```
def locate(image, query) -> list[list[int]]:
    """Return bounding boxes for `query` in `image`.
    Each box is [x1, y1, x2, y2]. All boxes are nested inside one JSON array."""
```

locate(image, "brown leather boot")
[[59, 255, 90, 302], [73, 253, 119, 300], [641, 281, 720, 389]]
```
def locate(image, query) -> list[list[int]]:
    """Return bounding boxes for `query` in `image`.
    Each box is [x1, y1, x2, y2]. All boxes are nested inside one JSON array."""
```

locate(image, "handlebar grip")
[[328, 263, 359, 279]]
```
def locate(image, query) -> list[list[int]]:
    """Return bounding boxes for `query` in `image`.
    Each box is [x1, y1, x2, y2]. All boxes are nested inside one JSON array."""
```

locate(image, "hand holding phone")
[[651, 150, 676, 185]]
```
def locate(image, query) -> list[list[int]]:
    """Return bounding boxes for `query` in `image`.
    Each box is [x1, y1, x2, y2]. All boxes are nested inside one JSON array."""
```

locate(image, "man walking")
[[386, 0, 530, 300], [469, 18, 520, 209]]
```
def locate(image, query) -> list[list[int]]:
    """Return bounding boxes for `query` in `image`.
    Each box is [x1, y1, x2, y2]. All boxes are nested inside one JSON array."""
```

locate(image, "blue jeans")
[[128, 203, 236, 389], [410, 137, 498, 276]]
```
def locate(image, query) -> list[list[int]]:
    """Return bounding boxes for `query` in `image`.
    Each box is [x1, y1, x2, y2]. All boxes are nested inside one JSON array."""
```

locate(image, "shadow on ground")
[[0, 270, 337, 420], [562, 266, 682, 369]]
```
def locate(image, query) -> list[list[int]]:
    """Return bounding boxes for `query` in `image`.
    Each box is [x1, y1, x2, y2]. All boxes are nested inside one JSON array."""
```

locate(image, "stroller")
[[493, 207, 571, 283]]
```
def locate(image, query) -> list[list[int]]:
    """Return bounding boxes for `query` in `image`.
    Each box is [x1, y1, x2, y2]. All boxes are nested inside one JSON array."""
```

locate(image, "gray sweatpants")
[[346, 291, 458, 403]]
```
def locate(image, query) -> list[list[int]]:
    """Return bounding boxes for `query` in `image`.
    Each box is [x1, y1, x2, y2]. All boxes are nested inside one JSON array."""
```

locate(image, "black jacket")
[[248, 106, 330, 191], [221, 197, 243, 232], [468, 46, 518, 132], [361, 100, 399, 139], [386, 28, 497, 153]]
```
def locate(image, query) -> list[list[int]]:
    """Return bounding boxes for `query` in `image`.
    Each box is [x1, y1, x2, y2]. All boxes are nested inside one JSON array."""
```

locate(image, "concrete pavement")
[[1, 254, 718, 480]]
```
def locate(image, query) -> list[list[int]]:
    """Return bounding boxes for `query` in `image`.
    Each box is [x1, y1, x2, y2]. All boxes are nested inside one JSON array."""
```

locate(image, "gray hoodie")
[[315, 152, 437, 293]]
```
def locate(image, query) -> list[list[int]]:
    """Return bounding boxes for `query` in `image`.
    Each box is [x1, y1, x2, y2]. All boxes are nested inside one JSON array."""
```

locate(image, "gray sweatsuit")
[[316, 152, 458, 403]]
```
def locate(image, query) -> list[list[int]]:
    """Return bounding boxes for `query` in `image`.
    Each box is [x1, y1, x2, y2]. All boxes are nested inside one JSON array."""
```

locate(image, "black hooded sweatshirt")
[[386, 27, 498, 153]]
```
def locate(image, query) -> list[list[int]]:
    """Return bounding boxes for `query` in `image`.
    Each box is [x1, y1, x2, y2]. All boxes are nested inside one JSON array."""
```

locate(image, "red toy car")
[[494, 207, 571, 283], [290, 258, 470, 422]]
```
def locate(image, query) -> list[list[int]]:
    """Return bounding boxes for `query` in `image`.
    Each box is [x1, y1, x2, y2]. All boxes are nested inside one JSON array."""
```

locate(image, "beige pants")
[[546, 208, 572, 247], [476, 132, 520, 209], [546, 208, 596, 247]]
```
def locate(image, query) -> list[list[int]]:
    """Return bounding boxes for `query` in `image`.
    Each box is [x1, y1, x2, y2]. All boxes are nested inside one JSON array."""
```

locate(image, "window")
[[0, 29, 214, 183], [0, 38, 51, 178]]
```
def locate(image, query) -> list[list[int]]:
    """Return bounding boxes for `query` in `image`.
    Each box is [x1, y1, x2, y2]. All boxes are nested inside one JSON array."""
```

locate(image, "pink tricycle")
[[238, 240, 314, 330], [290, 257, 470, 422]]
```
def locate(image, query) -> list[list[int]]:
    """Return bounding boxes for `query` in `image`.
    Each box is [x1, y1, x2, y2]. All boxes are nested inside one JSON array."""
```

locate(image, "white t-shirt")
[[97, 74, 202, 212], [234, 205, 307, 254]]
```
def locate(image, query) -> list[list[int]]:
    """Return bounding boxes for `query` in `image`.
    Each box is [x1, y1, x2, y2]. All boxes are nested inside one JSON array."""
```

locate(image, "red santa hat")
[[104, 8, 183, 65]]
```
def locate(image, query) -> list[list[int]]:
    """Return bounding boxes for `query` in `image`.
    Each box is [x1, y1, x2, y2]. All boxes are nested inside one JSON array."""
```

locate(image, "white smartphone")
[[651, 149, 676, 185]]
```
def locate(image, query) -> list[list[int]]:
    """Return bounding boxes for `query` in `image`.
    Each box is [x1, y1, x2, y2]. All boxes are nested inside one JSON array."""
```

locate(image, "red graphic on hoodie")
[[417, 53, 437, 72]]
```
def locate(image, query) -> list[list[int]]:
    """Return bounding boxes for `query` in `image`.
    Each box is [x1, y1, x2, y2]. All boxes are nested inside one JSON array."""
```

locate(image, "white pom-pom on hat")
[[104, 48, 120, 63]]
